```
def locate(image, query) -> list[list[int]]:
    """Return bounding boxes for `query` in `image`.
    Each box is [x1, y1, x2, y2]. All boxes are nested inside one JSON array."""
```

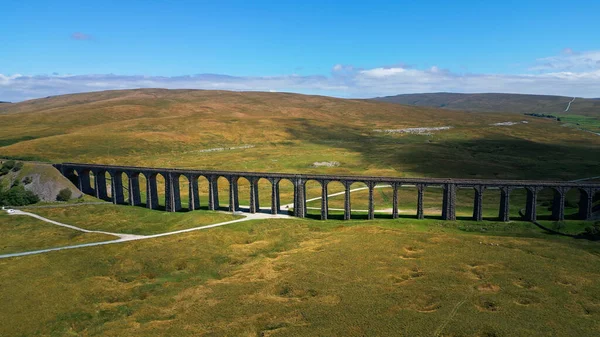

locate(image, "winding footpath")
[[1, 210, 291, 259]]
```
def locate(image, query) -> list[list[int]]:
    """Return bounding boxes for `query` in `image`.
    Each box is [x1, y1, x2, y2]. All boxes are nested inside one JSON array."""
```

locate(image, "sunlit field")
[[1, 90, 599, 336]]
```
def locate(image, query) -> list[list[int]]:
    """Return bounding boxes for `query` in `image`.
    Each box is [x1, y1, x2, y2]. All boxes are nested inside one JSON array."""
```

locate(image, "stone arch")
[[303, 179, 323, 219], [136, 172, 149, 206], [195, 175, 210, 210], [214, 175, 231, 212], [505, 187, 528, 220], [75, 168, 94, 195], [62, 167, 79, 187], [236, 176, 252, 212], [255, 177, 273, 214], [483, 186, 503, 221], [571, 187, 596, 221], [321, 180, 344, 220], [563, 187, 585, 220], [369, 182, 394, 220], [536, 187, 565, 221], [395, 183, 418, 219], [421, 183, 444, 220], [144, 172, 166, 210], [346, 181, 368, 220], [278, 178, 295, 215], [455, 185, 476, 220]]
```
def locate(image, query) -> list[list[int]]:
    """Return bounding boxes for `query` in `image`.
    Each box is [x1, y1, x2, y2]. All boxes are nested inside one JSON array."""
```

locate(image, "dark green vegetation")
[[56, 188, 72, 201], [0, 181, 40, 206], [1, 215, 600, 336], [0, 160, 23, 176], [0, 161, 40, 206]]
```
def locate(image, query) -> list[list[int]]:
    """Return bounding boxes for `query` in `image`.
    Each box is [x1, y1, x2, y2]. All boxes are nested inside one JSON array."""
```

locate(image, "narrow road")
[[564, 97, 576, 112]]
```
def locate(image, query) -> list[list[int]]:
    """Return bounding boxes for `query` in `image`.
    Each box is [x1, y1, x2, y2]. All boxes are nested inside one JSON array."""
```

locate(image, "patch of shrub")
[[56, 188, 72, 202], [0, 184, 40, 206], [2, 160, 16, 170], [22, 176, 32, 185], [578, 223, 600, 241], [552, 222, 566, 232], [0, 160, 23, 176], [12, 161, 23, 172]]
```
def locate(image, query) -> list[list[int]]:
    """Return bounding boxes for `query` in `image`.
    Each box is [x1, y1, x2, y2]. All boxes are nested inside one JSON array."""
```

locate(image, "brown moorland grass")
[[1, 89, 598, 181], [22, 204, 242, 235], [0, 216, 599, 336], [0, 212, 114, 254]]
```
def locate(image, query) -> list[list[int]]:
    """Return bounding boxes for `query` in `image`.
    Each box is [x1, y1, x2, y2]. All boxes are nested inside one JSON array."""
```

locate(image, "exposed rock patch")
[[312, 161, 340, 168], [0, 162, 82, 201], [373, 126, 453, 135]]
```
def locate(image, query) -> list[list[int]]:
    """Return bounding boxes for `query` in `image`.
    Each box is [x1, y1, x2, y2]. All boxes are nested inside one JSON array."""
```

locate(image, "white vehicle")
[[6, 209, 16, 214]]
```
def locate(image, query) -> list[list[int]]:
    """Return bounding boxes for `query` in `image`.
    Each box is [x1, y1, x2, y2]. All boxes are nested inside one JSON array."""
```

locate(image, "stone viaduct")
[[54, 163, 600, 222]]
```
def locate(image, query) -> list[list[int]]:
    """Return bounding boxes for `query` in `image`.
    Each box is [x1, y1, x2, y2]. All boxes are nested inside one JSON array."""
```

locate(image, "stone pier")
[[165, 173, 182, 212], [498, 187, 511, 222], [146, 173, 159, 210], [108, 171, 125, 205], [321, 180, 329, 220], [127, 172, 142, 206], [472, 186, 484, 222]]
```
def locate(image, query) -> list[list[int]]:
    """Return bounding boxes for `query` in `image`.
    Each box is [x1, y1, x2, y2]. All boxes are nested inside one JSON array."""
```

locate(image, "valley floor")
[[1, 198, 599, 336]]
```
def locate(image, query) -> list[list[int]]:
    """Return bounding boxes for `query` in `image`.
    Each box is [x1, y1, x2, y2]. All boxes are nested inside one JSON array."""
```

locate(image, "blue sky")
[[2, 0, 600, 101]]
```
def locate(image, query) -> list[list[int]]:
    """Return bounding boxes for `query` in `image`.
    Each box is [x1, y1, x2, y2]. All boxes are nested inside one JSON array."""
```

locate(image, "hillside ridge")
[[372, 92, 600, 116]]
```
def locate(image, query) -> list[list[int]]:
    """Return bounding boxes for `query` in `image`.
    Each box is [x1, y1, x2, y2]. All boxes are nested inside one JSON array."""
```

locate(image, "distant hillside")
[[373, 92, 600, 116], [0, 88, 599, 181]]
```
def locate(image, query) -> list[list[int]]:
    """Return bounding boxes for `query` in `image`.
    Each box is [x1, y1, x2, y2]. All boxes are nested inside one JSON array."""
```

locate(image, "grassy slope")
[[1, 217, 599, 336], [0, 212, 114, 254], [22, 204, 242, 235], [373, 92, 600, 134], [0, 89, 598, 181], [373, 92, 600, 116]]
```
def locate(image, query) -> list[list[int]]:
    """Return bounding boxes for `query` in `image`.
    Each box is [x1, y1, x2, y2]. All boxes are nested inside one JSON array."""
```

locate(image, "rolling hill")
[[372, 92, 600, 116], [1, 88, 599, 181]]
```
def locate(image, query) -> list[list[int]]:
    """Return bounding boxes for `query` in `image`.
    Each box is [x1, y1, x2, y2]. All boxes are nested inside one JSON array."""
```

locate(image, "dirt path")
[[0, 210, 291, 259]]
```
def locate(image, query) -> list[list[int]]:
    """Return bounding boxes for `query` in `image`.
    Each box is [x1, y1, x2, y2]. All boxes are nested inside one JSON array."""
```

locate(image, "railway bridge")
[[55, 163, 600, 222]]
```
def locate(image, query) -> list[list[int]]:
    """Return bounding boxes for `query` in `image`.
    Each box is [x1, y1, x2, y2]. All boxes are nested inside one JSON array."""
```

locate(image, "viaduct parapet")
[[55, 163, 600, 222]]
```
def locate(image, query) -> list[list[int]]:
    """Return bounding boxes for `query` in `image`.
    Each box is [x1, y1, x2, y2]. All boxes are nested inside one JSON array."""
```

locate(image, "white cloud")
[[2, 50, 600, 102], [360, 67, 408, 78], [530, 49, 600, 72]]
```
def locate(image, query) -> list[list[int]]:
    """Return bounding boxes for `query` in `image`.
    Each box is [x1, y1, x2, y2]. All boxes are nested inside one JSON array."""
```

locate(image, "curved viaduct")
[[55, 163, 600, 222]]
